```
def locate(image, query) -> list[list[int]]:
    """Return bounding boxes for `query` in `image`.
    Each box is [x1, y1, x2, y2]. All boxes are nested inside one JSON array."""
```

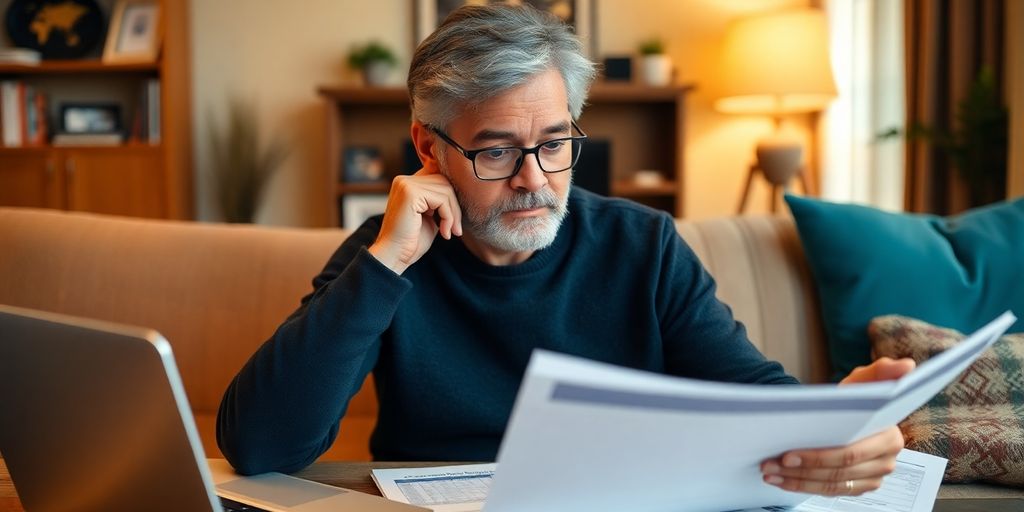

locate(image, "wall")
[[191, 0, 813, 225], [190, 0, 410, 225]]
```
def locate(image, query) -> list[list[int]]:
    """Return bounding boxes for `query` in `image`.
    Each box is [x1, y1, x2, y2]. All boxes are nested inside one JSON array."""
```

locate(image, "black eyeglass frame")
[[428, 120, 588, 181]]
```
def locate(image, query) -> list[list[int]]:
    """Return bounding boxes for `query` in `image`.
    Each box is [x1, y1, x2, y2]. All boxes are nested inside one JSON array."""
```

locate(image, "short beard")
[[439, 157, 570, 253]]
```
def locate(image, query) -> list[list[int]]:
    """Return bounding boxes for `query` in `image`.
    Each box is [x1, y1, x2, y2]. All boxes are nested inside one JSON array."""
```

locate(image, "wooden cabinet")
[[0, 0, 192, 219], [64, 147, 166, 217], [0, 150, 61, 208], [317, 83, 694, 227], [0, 147, 166, 217]]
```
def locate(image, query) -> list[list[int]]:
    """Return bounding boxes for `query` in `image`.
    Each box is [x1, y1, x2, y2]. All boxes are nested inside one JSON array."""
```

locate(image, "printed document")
[[371, 451, 944, 512], [372, 463, 495, 512], [737, 449, 947, 511], [483, 312, 1014, 512]]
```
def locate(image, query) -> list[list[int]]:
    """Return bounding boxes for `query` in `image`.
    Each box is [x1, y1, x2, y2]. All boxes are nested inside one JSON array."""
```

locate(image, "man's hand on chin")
[[760, 357, 916, 496]]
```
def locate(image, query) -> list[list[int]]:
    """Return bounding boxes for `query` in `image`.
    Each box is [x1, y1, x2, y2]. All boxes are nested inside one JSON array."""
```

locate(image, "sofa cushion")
[[785, 194, 1024, 381], [0, 208, 378, 461], [870, 315, 1024, 485]]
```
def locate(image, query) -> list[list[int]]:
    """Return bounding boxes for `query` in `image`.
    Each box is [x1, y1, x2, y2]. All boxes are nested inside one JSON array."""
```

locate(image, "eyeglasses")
[[429, 121, 587, 181]]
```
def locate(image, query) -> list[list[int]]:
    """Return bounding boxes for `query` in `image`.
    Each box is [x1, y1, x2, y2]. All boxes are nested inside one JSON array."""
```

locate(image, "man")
[[218, 4, 913, 498]]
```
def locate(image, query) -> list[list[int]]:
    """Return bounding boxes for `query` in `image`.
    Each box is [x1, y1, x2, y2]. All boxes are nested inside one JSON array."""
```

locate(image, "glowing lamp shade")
[[715, 9, 837, 115]]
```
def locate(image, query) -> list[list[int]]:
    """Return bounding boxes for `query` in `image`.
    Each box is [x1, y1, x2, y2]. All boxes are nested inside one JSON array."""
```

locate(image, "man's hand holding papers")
[[761, 357, 916, 496]]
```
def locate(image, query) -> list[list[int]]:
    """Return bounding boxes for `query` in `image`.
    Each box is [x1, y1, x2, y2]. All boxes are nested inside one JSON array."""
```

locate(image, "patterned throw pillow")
[[869, 315, 1024, 485]]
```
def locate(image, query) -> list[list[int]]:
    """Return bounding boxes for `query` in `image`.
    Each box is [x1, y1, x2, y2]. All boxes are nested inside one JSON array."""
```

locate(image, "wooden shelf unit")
[[0, 0, 192, 220], [318, 82, 693, 227], [0, 60, 161, 74], [611, 180, 678, 197]]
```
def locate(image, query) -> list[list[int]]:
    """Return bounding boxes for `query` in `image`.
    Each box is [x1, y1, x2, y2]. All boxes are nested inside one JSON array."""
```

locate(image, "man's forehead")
[[448, 70, 571, 139], [465, 120, 571, 145]]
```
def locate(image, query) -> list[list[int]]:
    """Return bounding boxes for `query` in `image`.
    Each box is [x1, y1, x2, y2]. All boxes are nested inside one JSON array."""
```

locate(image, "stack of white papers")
[[373, 312, 1014, 511], [372, 450, 946, 512]]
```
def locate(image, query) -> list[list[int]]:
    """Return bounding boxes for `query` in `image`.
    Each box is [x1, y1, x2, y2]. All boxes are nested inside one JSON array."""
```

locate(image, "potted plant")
[[348, 41, 398, 86], [638, 38, 672, 86], [208, 98, 289, 223], [879, 67, 1008, 207]]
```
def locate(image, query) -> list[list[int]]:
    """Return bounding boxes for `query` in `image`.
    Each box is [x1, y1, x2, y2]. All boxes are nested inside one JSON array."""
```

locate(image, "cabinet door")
[[64, 148, 166, 218], [0, 151, 63, 209]]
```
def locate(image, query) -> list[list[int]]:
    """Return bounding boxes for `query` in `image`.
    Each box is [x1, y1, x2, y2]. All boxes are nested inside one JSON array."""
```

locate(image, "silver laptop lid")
[[0, 304, 220, 512]]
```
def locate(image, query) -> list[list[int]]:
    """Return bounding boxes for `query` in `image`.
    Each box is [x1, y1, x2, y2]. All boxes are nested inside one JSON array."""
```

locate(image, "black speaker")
[[573, 138, 610, 196], [602, 56, 632, 82]]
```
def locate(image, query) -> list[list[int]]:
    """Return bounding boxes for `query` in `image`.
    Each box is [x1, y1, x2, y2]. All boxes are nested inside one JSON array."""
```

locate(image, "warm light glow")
[[714, 8, 837, 115]]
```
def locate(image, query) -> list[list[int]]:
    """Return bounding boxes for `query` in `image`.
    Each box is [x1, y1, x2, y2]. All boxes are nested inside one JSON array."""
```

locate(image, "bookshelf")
[[0, 0, 192, 220], [318, 82, 694, 227]]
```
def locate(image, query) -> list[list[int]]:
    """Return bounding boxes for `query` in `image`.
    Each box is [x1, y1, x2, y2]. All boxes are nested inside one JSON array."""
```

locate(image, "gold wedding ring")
[[845, 480, 854, 492]]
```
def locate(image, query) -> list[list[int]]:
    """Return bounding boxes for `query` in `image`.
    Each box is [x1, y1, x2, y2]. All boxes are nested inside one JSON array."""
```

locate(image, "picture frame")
[[414, 0, 594, 57], [103, 0, 162, 64], [343, 146, 386, 183], [342, 194, 389, 230], [59, 103, 122, 134]]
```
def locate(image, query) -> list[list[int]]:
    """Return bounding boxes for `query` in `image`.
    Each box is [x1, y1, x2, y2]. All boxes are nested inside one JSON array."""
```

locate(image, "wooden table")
[[2, 458, 1022, 511], [0, 459, 441, 511]]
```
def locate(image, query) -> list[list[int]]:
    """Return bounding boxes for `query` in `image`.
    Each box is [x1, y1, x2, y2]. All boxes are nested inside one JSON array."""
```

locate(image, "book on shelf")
[[52, 132, 125, 146], [130, 79, 161, 144], [0, 80, 48, 147], [147, 79, 160, 143], [0, 47, 41, 65]]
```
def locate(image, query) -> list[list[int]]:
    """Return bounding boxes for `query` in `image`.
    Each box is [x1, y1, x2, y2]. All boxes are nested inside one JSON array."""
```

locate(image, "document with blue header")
[[372, 463, 494, 512], [483, 312, 1016, 512]]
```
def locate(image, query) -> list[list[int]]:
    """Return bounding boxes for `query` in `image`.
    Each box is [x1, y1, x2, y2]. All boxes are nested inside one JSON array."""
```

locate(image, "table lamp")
[[714, 8, 837, 212]]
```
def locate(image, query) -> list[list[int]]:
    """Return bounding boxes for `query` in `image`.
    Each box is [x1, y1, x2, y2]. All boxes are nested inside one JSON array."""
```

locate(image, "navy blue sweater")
[[217, 189, 796, 474]]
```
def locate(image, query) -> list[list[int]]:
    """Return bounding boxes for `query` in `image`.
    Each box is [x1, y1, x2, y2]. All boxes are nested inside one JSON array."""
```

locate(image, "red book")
[[34, 91, 47, 144], [17, 82, 27, 146]]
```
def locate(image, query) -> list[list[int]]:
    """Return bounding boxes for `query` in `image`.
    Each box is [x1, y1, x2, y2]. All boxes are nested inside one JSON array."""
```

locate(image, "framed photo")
[[103, 0, 162, 63], [59, 103, 122, 134], [343, 146, 386, 183], [342, 194, 389, 230], [414, 0, 594, 57]]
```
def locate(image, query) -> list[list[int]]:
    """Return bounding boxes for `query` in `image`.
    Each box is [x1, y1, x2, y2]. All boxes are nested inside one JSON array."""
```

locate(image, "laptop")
[[0, 304, 426, 512]]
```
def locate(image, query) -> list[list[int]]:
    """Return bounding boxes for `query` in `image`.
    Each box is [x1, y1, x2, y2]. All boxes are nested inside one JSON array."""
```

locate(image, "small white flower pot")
[[363, 61, 392, 86], [641, 54, 672, 87]]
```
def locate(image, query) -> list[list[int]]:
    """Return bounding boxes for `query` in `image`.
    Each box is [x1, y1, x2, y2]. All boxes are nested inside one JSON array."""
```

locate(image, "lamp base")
[[738, 134, 813, 213], [755, 134, 803, 185]]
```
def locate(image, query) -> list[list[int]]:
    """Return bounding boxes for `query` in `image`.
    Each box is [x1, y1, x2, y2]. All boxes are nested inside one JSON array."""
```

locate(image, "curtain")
[[820, 0, 905, 212], [904, 0, 1006, 214]]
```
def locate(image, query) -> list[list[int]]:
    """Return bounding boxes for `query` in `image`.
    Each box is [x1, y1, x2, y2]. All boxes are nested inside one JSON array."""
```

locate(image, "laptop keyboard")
[[219, 496, 271, 511]]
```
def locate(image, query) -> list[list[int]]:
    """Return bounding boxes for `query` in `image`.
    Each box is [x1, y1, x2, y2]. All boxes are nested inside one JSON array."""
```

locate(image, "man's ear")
[[410, 121, 441, 174]]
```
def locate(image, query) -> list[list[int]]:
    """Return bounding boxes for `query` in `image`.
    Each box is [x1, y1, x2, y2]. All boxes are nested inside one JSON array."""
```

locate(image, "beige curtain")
[[904, 0, 1005, 214]]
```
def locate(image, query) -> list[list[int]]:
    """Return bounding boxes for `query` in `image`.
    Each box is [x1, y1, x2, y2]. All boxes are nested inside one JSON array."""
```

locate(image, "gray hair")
[[408, 3, 597, 129]]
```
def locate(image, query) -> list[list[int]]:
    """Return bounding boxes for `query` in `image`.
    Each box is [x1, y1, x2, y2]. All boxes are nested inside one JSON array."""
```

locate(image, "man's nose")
[[509, 153, 548, 192]]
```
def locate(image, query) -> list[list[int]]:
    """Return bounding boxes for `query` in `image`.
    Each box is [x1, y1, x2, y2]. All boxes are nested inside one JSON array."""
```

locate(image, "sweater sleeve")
[[216, 217, 412, 474], [655, 216, 799, 385]]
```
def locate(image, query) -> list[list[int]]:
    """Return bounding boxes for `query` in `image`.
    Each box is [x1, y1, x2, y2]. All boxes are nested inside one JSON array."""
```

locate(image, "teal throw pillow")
[[785, 194, 1024, 381]]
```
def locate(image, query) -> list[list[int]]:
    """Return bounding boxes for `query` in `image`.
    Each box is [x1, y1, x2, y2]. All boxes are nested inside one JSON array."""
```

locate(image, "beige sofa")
[[0, 207, 1018, 499]]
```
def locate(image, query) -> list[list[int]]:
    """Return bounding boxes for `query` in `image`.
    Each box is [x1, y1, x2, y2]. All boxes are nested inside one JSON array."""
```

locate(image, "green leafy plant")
[[638, 38, 665, 55], [879, 66, 1008, 206], [347, 41, 397, 69], [208, 99, 289, 223]]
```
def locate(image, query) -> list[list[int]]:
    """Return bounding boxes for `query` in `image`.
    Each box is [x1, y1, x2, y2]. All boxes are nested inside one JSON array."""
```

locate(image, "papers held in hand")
[[484, 311, 1017, 512]]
